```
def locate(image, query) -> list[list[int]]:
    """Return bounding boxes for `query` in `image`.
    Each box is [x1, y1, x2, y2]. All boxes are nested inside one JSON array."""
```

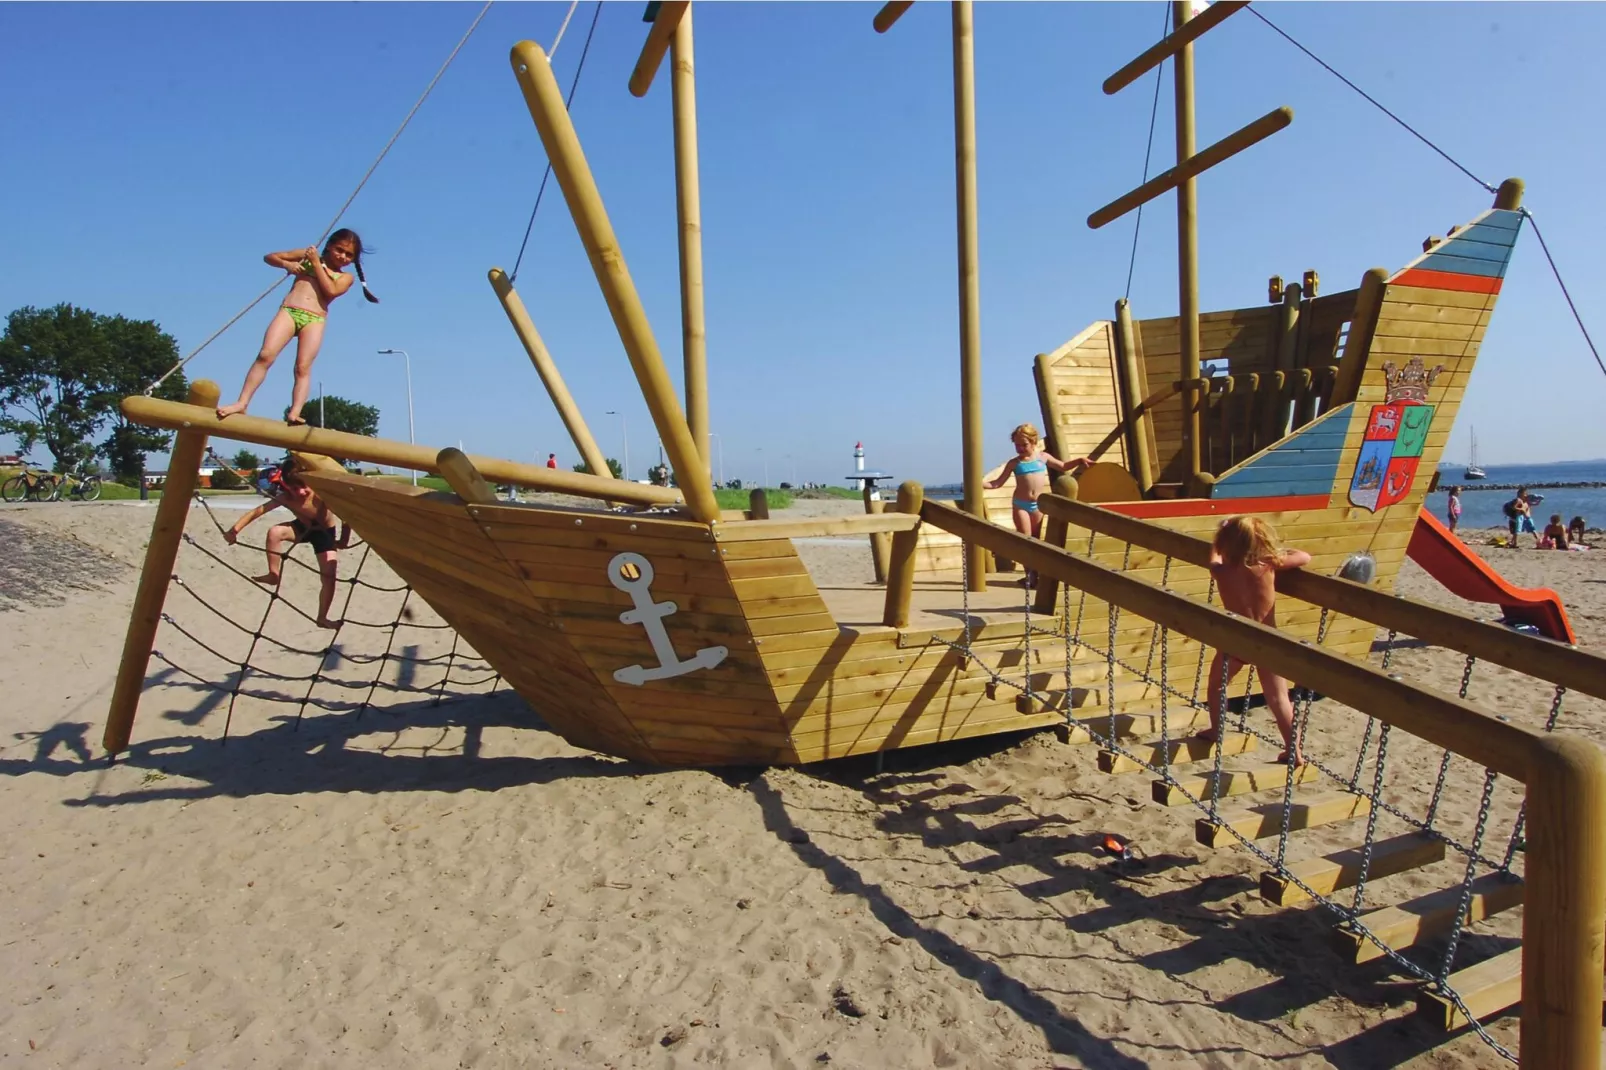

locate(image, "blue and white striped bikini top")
[[1016, 458, 1048, 475]]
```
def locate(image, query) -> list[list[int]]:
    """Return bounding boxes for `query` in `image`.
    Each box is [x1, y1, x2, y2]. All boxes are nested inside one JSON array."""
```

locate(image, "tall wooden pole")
[[488, 268, 614, 483], [1172, 0, 1202, 485], [104, 379, 220, 756], [1113, 299, 1154, 494], [511, 41, 720, 523], [953, 0, 986, 591], [671, 6, 710, 483]]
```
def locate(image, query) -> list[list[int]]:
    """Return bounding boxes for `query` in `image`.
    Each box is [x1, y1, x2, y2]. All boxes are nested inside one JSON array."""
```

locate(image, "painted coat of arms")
[[1348, 357, 1442, 512]]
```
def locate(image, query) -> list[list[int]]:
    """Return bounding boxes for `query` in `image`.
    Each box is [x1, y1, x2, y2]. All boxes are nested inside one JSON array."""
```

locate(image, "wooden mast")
[[953, 0, 986, 590], [670, 6, 711, 483], [1172, 0, 1202, 488]]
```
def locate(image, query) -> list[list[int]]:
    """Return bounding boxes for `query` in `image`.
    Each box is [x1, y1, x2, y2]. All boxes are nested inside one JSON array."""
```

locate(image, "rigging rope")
[[510, 0, 605, 283], [1519, 209, 1606, 381], [1245, 6, 1494, 194], [1123, 1, 1171, 302], [145, 1, 497, 395]]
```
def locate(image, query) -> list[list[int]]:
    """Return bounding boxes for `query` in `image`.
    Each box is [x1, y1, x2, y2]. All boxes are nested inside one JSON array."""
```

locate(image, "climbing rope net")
[[143, 493, 501, 740], [930, 529, 1589, 1063]]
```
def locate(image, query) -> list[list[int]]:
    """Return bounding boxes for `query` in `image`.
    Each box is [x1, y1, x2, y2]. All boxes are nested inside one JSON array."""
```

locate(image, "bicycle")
[[1, 463, 57, 503], [47, 467, 103, 502]]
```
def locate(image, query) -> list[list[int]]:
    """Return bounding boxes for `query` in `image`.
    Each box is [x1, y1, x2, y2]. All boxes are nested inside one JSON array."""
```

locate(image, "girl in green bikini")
[[217, 228, 378, 425]]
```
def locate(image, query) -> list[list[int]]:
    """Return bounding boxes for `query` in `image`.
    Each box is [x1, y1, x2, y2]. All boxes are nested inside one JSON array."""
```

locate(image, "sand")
[[2, 497, 1602, 1069]]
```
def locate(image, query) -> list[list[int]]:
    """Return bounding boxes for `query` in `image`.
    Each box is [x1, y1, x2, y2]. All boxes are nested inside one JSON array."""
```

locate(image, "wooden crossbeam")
[[711, 512, 920, 542], [1338, 873, 1525, 963], [628, 0, 689, 97], [1416, 947, 1523, 1031], [1103, 0, 1250, 95], [1099, 732, 1256, 774], [873, 0, 914, 33], [1195, 790, 1370, 848], [1088, 107, 1292, 229], [1153, 761, 1317, 806], [1260, 832, 1447, 906]]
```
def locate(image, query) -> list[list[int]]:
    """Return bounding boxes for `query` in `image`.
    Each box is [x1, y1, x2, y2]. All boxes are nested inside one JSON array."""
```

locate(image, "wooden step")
[[1195, 790, 1371, 848], [1260, 832, 1448, 907], [1099, 732, 1257, 775], [1153, 761, 1318, 807], [1023, 676, 1195, 715], [1053, 708, 1211, 745], [1415, 947, 1522, 1031], [1337, 873, 1525, 963]]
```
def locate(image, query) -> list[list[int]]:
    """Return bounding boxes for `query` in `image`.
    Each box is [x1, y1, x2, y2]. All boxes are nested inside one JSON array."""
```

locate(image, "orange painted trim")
[[1390, 268, 1503, 295], [1105, 494, 1332, 520]]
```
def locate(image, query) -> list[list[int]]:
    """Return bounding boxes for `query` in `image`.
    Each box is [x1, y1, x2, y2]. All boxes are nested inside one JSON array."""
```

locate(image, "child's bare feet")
[[316, 617, 341, 630], [217, 402, 249, 419], [1276, 750, 1307, 768], [1191, 728, 1220, 745], [286, 413, 308, 427], [250, 573, 281, 587]]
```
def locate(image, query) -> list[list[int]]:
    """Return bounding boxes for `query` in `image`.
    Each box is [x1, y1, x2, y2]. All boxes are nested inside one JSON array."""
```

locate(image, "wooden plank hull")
[[301, 473, 1060, 767]]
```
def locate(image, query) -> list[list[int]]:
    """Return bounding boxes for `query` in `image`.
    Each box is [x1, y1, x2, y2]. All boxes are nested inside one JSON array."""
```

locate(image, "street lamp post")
[[708, 432, 725, 487], [605, 410, 629, 481], [377, 349, 416, 485]]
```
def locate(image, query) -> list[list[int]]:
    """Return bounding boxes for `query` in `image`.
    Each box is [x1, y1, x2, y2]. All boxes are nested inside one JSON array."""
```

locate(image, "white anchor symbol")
[[607, 552, 728, 686]]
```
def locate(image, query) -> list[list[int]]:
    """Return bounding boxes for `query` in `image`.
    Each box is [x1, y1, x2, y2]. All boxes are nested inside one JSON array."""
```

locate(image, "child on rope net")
[[1195, 516, 1312, 766], [224, 461, 351, 629], [984, 422, 1091, 589], [217, 229, 379, 426]]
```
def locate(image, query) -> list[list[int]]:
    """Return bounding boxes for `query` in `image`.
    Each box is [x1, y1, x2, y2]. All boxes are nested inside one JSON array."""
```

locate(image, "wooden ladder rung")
[[1153, 761, 1318, 807], [1415, 947, 1523, 1031], [1260, 832, 1448, 906], [1055, 708, 1210, 745], [1195, 790, 1370, 849], [1337, 873, 1525, 963], [1099, 732, 1256, 775]]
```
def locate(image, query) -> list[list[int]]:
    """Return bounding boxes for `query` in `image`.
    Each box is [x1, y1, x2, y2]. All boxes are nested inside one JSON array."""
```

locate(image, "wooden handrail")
[[923, 498, 1542, 779], [712, 512, 920, 543], [1035, 494, 1606, 703], [120, 392, 684, 508]]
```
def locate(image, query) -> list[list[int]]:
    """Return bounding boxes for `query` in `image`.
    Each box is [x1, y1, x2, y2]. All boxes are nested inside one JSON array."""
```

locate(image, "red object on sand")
[[1407, 508, 1576, 644]]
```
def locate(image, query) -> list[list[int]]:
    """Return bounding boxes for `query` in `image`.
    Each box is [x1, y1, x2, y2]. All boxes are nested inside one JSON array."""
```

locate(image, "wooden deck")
[[816, 573, 1045, 636]]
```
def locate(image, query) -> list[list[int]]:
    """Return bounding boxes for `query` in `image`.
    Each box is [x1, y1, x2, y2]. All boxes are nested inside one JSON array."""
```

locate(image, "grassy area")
[[714, 487, 793, 510]]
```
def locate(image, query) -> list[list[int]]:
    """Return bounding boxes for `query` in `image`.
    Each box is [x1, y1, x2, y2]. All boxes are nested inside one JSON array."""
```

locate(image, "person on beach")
[[1569, 516, 1588, 548], [217, 229, 379, 426], [984, 423, 1092, 588], [1446, 485, 1462, 532], [546, 453, 558, 469], [1504, 487, 1539, 548], [224, 461, 351, 629], [1195, 516, 1312, 766], [1542, 514, 1570, 550]]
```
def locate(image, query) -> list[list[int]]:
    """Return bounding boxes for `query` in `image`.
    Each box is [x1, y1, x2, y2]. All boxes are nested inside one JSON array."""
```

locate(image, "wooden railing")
[[918, 497, 1606, 1070]]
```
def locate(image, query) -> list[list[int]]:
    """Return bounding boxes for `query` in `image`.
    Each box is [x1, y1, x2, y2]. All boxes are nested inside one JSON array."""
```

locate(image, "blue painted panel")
[[1215, 477, 1338, 500], [1436, 237, 1512, 263], [1227, 448, 1346, 469], [1452, 222, 1522, 248], [1216, 463, 1343, 485], [1419, 252, 1507, 278], [1473, 209, 1524, 232]]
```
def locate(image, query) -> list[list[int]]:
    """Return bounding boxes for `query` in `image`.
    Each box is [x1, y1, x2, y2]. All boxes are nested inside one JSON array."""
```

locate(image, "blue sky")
[[2, 2, 1603, 484]]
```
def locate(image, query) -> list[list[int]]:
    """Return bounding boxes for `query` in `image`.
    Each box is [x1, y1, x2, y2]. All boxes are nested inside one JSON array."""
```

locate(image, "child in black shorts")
[[226, 462, 350, 628]]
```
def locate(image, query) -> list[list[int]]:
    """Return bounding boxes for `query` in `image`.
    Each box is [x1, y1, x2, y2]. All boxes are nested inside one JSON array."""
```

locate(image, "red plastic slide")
[[1406, 509, 1576, 644]]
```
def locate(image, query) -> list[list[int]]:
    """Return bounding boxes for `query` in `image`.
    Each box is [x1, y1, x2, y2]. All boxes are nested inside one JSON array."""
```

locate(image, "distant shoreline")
[[1438, 481, 1606, 492]]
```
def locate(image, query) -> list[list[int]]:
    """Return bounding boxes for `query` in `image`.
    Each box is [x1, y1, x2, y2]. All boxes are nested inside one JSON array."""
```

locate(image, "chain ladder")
[[1502, 683, 1569, 870], [1425, 654, 1477, 830], [1435, 766, 1501, 990]]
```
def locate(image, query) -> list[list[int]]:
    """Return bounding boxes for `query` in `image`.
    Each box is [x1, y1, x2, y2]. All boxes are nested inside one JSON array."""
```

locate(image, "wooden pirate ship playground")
[[104, 3, 1606, 1065]]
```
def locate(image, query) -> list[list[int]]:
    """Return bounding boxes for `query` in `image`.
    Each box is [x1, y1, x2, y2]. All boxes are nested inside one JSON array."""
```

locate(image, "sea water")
[[927, 461, 1606, 530], [1428, 460, 1606, 530]]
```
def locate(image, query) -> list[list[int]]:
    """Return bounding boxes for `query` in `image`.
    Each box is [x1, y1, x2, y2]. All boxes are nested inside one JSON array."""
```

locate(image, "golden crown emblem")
[[1382, 356, 1443, 403]]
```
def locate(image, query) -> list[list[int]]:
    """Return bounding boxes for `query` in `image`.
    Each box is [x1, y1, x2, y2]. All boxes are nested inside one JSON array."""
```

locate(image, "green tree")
[[0, 304, 187, 478], [573, 457, 624, 479], [294, 396, 380, 437], [97, 314, 188, 480], [231, 449, 262, 471]]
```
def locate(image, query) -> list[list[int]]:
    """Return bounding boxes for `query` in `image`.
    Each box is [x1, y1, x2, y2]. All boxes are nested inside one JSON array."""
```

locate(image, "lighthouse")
[[846, 441, 892, 501]]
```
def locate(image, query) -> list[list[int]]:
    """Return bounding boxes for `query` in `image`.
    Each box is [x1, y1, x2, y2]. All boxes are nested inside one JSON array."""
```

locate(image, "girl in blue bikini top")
[[985, 422, 1092, 587]]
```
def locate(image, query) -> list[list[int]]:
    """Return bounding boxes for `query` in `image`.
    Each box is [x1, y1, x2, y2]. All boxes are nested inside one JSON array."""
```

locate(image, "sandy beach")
[[2, 497, 1601, 1069]]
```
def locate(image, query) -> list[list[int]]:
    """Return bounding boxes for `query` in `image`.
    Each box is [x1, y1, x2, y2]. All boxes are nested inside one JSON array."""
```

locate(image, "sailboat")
[[1465, 428, 1487, 480]]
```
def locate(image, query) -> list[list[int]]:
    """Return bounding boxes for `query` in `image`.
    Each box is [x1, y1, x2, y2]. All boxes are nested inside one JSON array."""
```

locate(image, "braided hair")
[[325, 228, 380, 303]]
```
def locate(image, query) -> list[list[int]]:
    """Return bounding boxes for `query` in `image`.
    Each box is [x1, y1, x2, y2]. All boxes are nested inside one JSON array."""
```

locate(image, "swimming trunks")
[[281, 306, 325, 334], [1015, 458, 1048, 475], [290, 519, 337, 554], [1012, 498, 1040, 513]]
